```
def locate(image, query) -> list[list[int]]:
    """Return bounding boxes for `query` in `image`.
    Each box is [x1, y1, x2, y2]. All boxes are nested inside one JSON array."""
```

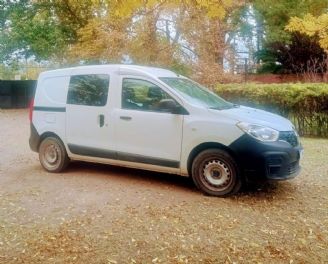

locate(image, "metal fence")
[[0, 80, 36, 108]]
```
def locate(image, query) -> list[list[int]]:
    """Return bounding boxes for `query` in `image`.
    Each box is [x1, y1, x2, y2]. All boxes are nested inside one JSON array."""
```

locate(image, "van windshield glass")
[[159, 77, 233, 110]]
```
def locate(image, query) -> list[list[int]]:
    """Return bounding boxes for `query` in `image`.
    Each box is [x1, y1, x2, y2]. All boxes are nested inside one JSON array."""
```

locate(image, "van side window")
[[122, 78, 176, 112], [67, 75, 109, 106]]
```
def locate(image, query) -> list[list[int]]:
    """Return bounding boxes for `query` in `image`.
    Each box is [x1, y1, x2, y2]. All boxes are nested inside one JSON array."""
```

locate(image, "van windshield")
[[159, 77, 234, 110]]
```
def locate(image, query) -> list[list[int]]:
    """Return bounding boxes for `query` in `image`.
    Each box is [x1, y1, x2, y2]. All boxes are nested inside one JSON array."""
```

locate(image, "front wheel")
[[191, 149, 241, 197], [39, 137, 70, 173]]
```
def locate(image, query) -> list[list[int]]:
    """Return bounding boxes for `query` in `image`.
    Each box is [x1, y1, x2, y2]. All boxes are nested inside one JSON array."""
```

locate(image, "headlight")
[[237, 122, 279, 142]]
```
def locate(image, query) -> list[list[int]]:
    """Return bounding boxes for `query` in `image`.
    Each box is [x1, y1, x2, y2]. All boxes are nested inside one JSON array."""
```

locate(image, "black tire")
[[191, 148, 241, 197], [39, 137, 70, 173]]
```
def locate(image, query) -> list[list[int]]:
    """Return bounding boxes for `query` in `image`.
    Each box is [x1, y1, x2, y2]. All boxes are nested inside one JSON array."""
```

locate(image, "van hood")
[[209, 105, 294, 131]]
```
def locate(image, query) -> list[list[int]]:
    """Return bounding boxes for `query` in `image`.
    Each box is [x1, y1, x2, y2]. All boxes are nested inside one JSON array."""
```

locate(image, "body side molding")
[[68, 144, 180, 168], [34, 106, 66, 112]]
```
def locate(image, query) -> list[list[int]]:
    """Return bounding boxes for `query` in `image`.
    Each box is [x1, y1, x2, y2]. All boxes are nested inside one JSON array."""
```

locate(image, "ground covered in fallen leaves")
[[0, 109, 327, 263]]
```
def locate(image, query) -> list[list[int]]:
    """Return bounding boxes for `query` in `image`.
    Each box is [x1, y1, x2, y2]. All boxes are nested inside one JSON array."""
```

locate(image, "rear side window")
[[67, 74, 109, 106], [42, 76, 70, 104]]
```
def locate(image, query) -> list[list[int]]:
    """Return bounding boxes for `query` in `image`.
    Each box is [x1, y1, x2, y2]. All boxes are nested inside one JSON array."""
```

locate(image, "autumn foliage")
[[286, 13, 328, 53]]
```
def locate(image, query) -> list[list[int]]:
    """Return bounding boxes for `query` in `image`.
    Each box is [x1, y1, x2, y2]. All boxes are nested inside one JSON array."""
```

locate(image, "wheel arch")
[[187, 142, 238, 176], [38, 132, 65, 152]]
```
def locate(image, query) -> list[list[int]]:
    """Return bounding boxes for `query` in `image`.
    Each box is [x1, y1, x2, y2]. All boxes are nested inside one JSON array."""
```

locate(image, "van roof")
[[39, 64, 179, 79]]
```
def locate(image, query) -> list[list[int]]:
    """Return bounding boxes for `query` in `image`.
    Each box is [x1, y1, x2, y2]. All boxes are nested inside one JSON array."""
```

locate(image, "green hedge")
[[215, 83, 328, 137]]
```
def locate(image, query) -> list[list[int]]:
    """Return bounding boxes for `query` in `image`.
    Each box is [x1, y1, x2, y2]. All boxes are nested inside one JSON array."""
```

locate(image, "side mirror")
[[158, 99, 189, 115]]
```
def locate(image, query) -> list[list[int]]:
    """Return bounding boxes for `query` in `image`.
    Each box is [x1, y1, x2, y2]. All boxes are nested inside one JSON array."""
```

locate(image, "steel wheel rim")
[[42, 143, 60, 169], [201, 160, 233, 192]]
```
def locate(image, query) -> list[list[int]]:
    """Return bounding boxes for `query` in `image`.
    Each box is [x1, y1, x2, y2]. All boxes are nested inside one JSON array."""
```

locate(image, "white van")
[[29, 65, 302, 196]]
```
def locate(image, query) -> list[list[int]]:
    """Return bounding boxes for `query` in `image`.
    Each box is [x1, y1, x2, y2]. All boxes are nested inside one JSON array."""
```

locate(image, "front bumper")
[[229, 134, 302, 182]]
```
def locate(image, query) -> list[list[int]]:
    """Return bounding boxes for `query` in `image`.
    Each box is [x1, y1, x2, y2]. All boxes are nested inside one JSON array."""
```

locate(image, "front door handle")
[[98, 114, 105, 127], [120, 116, 132, 121]]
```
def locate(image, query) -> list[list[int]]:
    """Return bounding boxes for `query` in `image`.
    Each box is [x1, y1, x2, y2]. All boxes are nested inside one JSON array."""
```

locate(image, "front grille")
[[267, 156, 283, 166], [267, 155, 283, 176], [288, 161, 299, 175], [279, 131, 299, 147]]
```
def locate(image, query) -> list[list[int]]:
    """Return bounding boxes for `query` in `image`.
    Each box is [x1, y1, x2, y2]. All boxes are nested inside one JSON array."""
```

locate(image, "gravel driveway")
[[0, 109, 327, 263]]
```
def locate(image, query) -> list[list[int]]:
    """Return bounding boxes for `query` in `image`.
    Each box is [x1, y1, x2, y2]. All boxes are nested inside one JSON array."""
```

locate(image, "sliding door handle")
[[98, 114, 105, 127], [120, 116, 132, 121]]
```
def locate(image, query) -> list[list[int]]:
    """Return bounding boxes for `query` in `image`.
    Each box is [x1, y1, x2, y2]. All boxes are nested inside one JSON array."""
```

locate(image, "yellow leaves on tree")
[[69, 18, 128, 63], [286, 13, 328, 52], [112, 0, 233, 19], [63, 0, 237, 64]]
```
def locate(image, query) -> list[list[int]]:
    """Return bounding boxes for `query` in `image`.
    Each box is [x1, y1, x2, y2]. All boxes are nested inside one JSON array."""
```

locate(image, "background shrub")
[[215, 83, 328, 137]]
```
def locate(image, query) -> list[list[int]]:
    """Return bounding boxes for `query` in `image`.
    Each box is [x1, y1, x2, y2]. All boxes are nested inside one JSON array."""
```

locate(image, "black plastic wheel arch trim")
[[29, 123, 40, 152]]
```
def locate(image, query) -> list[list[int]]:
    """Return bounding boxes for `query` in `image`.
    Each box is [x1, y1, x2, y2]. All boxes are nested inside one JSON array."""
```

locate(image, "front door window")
[[122, 78, 176, 113]]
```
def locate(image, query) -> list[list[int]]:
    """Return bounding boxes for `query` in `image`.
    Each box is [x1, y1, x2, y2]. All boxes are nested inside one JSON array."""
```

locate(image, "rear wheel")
[[191, 149, 241, 197], [39, 137, 69, 173]]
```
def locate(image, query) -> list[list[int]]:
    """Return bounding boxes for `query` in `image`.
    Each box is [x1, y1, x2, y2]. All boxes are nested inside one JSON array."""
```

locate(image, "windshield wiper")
[[210, 103, 239, 110], [209, 106, 231, 110]]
